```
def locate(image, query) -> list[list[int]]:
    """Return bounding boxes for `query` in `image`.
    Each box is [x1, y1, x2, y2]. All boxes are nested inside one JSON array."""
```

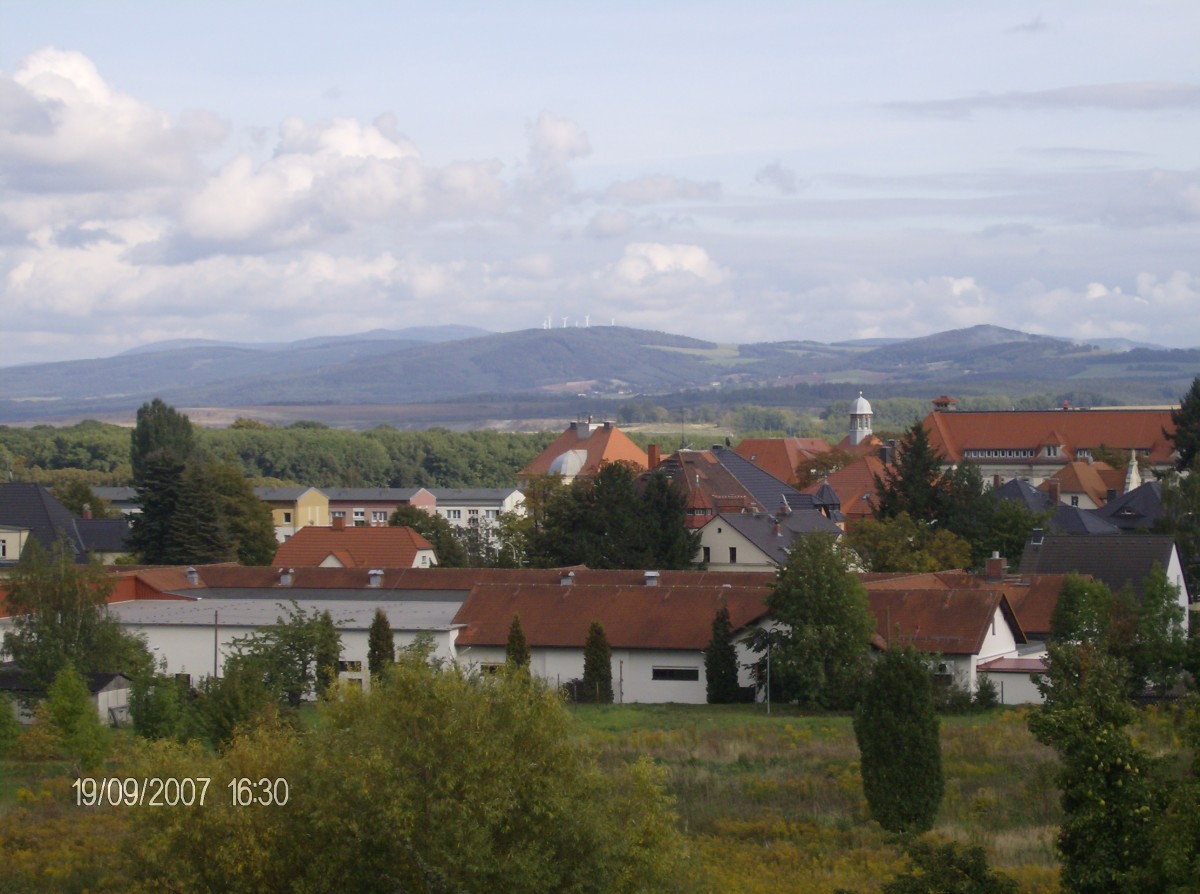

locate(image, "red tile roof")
[[869, 588, 1025, 656], [924, 407, 1176, 464], [519, 421, 648, 479], [734, 438, 831, 484], [1039, 461, 1124, 506], [272, 525, 435, 568], [453, 582, 770, 650], [801, 454, 886, 523]]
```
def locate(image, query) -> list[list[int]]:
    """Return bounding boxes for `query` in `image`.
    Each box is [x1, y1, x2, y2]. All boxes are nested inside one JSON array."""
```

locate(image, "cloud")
[[1008, 15, 1048, 34], [755, 162, 800, 195], [527, 110, 590, 173], [586, 209, 638, 239], [0, 48, 219, 191], [611, 242, 728, 287], [604, 175, 720, 204], [886, 82, 1200, 118]]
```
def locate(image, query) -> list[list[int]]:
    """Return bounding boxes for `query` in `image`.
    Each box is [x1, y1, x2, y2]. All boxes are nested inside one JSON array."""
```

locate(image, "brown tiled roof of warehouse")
[[453, 582, 771, 650], [868, 589, 1026, 656], [272, 525, 434, 568]]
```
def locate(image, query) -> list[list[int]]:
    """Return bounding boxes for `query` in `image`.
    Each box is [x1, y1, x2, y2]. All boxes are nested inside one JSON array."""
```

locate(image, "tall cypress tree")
[[854, 646, 943, 834], [582, 621, 613, 704], [703, 605, 740, 703], [505, 614, 531, 669], [367, 608, 395, 678]]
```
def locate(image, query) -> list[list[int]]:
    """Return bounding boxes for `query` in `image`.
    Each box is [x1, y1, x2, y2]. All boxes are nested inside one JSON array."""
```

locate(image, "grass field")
[[2, 702, 1070, 892], [571, 703, 1063, 893]]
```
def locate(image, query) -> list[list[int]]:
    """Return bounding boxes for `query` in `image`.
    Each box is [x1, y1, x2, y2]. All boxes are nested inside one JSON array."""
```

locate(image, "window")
[[283, 511, 292, 524], [372, 511, 388, 523], [353, 509, 366, 524], [652, 667, 700, 682], [702, 546, 710, 564], [1071, 496, 1079, 507], [446, 509, 462, 520], [0, 540, 6, 558], [468, 508, 479, 518], [331, 510, 346, 519], [485, 509, 498, 519], [728, 547, 737, 564], [338, 660, 363, 673]]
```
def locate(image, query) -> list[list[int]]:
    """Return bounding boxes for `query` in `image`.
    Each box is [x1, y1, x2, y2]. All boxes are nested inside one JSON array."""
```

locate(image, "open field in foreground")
[[571, 703, 1064, 893]]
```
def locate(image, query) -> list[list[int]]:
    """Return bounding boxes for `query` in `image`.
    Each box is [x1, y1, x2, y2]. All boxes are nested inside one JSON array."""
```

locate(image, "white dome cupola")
[[848, 391, 873, 446]]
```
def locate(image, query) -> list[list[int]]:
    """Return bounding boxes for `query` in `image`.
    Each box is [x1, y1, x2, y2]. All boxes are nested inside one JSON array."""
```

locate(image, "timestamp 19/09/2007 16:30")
[[72, 776, 290, 808]]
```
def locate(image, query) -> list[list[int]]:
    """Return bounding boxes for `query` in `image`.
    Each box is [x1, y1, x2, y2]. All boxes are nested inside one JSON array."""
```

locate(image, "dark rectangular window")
[[728, 546, 737, 564], [702, 546, 710, 563], [652, 667, 700, 682]]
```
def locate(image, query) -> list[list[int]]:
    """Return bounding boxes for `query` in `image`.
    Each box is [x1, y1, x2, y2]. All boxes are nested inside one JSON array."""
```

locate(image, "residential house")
[[0, 482, 132, 566], [1018, 533, 1190, 616], [1037, 460, 1125, 510], [92, 486, 140, 517], [272, 520, 438, 568], [324, 487, 436, 528], [866, 587, 1027, 696], [518, 418, 648, 484], [697, 509, 842, 571], [254, 486, 329, 542]]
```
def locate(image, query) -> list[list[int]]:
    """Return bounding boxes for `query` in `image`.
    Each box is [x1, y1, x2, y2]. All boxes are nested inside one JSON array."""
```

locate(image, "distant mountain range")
[[2, 323, 1196, 426]]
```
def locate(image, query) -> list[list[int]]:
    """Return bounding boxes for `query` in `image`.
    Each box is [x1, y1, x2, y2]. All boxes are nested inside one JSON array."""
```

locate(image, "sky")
[[2, 2, 1199, 367]]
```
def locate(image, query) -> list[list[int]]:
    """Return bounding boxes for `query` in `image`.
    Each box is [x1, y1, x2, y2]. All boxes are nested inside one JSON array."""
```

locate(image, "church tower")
[[848, 391, 873, 447]]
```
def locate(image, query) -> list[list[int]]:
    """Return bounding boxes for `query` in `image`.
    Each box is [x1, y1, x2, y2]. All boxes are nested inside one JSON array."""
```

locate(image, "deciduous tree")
[[750, 533, 874, 709], [389, 504, 468, 567], [2, 538, 150, 692]]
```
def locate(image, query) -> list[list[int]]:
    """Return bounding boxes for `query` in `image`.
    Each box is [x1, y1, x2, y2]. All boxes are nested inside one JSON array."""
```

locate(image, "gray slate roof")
[[108, 598, 463, 632], [1018, 533, 1183, 600], [323, 487, 429, 501], [0, 483, 130, 561], [995, 479, 1055, 512], [714, 510, 842, 565], [1093, 480, 1163, 531], [710, 447, 815, 514]]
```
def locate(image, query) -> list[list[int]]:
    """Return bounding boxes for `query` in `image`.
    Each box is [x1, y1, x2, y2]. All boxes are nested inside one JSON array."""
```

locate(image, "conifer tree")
[[367, 608, 395, 678], [313, 610, 342, 698], [854, 645, 943, 834], [47, 664, 111, 773], [582, 621, 613, 704], [873, 420, 951, 524], [1168, 375, 1200, 470], [703, 605, 740, 703], [505, 614, 531, 669]]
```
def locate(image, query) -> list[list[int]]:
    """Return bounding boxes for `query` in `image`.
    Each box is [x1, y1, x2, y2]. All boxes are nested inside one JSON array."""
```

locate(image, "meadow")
[[11, 700, 1189, 892], [572, 703, 1064, 893]]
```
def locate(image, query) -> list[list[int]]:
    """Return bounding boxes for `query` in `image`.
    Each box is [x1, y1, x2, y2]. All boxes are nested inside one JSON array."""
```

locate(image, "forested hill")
[[3, 323, 1198, 426]]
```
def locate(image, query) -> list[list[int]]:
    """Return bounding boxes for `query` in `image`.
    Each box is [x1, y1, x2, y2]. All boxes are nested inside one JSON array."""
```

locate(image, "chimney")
[[985, 551, 1007, 582], [368, 569, 383, 588], [81, 503, 93, 520], [648, 444, 660, 470], [644, 570, 660, 587], [332, 515, 346, 531], [992, 474, 1001, 490], [773, 520, 782, 537], [560, 571, 575, 586], [279, 568, 294, 587], [185, 566, 199, 586], [1047, 479, 1061, 504]]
